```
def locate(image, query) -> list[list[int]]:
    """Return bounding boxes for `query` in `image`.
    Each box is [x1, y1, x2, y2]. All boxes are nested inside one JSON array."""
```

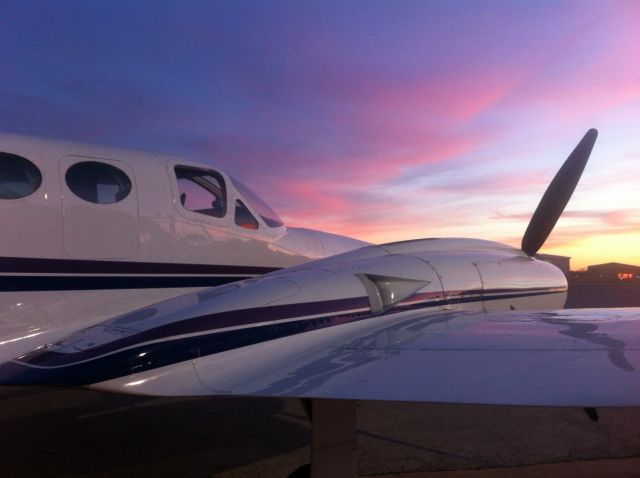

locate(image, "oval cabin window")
[[0, 152, 43, 199], [65, 161, 132, 204]]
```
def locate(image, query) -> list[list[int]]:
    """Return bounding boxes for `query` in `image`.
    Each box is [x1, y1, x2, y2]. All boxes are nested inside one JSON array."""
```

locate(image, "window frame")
[[173, 165, 228, 221]]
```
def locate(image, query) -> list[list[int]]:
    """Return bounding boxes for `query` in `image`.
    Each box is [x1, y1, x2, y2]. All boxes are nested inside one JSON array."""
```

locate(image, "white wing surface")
[[89, 306, 640, 407]]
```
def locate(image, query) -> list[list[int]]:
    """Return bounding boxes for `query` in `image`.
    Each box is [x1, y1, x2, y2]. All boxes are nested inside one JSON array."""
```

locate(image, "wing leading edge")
[[85, 306, 640, 407]]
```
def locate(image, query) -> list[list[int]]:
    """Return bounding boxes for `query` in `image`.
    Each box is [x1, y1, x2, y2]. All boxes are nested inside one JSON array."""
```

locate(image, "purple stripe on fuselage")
[[0, 286, 569, 386], [0, 256, 279, 276], [19, 296, 372, 367], [14, 286, 564, 370]]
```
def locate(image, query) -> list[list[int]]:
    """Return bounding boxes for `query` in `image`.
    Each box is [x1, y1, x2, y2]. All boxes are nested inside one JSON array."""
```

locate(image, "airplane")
[[2, 128, 640, 478], [0, 132, 366, 362]]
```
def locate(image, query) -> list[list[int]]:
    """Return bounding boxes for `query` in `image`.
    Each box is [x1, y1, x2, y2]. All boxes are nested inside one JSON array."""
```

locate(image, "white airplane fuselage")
[[0, 133, 366, 360]]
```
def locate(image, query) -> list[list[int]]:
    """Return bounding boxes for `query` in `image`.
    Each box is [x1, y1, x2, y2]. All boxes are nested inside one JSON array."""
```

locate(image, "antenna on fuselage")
[[521, 128, 598, 257]]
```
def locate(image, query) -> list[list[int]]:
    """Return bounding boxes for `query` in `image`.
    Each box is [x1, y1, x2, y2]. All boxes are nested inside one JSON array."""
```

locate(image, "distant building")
[[535, 254, 571, 278], [571, 262, 640, 281], [535, 253, 571, 278]]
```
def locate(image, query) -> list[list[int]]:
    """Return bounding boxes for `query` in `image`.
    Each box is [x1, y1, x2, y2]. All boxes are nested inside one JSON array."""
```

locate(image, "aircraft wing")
[[135, 306, 640, 407], [5, 303, 638, 408]]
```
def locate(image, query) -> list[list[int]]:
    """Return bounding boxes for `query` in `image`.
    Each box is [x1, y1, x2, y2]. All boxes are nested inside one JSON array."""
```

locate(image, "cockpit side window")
[[230, 177, 284, 228], [234, 199, 259, 230], [175, 166, 226, 218]]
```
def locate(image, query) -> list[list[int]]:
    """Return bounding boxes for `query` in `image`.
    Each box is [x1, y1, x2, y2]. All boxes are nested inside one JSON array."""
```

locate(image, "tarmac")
[[2, 388, 640, 477], [2, 281, 640, 477]]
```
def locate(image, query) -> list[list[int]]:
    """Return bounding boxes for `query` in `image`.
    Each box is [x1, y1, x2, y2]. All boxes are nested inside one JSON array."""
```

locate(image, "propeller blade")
[[521, 128, 598, 257]]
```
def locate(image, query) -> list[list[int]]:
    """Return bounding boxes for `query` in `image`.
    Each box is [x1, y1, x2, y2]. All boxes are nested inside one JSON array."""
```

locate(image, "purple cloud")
[[1, 1, 638, 266]]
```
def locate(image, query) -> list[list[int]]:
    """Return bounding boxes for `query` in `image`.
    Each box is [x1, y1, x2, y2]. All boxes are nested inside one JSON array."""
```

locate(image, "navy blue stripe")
[[0, 256, 279, 276], [481, 287, 566, 294], [8, 287, 563, 367], [0, 275, 246, 291], [0, 309, 374, 386], [0, 288, 567, 387], [454, 288, 565, 304], [19, 297, 372, 367]]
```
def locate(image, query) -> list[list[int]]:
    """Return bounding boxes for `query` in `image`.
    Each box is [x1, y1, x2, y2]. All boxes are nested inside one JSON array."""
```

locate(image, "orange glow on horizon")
[[289, 224, 640, 272], [542, 232, 640, 270]]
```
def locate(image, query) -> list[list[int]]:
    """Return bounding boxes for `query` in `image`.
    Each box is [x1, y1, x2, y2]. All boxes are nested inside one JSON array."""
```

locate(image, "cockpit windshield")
[[230, 177, 284, 228]]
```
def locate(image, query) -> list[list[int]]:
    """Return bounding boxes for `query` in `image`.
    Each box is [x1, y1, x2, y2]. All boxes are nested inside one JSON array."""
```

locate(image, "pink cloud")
[[499, 8, 640, 122]]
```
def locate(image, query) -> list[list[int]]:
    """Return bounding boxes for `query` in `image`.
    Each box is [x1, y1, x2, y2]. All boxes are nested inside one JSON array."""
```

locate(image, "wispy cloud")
[[1, 1, 638, 267]]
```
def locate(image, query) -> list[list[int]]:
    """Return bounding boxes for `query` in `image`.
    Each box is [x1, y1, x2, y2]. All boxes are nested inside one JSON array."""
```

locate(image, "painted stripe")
[[15, 286, 564, 366], [0, 286, 566, 386], [0, 275, 247, 291], [0, 256, 281, 291], [0, 309, 374, 386], [18, 296, 372, 367], [0, 256, 279, 275], [16, 306, 375, 370]]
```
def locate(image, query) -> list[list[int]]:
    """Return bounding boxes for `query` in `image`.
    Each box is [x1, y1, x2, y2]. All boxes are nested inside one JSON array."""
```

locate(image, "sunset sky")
[[1, 1, 638, 269]]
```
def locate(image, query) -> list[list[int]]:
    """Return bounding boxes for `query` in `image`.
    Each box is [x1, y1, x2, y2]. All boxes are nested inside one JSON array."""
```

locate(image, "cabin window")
[[230, 177, 284, 228], [65, 161, 132, 204], [175, 166, 226, 218], [234, 199, 259, 230], [0, 153, 42, 199]]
